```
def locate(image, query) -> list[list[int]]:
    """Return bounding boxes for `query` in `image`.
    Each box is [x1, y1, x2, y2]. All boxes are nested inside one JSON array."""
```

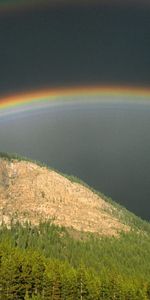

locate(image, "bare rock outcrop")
[[0, 159, 130, 236]]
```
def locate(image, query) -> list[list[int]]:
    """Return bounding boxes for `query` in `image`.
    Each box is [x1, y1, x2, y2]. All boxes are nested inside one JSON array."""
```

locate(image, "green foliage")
[[1, 221, 150, 299]]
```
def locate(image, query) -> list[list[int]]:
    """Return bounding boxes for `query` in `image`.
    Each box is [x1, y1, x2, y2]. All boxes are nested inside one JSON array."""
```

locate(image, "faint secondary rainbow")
[[0, 85, 150, 113]]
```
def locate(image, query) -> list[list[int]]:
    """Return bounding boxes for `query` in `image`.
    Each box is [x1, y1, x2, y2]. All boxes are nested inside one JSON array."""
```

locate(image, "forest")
[[1, 221, 150, 299]]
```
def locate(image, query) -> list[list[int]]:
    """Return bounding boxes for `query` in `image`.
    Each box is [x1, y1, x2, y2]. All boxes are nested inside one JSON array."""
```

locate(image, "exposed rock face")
[[0, 159, 129, 236]]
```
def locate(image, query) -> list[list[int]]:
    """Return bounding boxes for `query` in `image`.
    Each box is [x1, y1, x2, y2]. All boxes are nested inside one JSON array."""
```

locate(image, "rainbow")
[[0, 85, 150, 114]]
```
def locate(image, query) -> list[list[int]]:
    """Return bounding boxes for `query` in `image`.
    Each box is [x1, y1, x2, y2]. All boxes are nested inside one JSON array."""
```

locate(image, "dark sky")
[[1, 3, 150, 221], [0, 2, 150, 96]]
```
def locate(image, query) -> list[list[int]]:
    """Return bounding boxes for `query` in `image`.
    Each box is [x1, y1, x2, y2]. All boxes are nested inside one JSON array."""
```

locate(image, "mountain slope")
[[1, 155, 150, 299], [0, 157, 130, 236]]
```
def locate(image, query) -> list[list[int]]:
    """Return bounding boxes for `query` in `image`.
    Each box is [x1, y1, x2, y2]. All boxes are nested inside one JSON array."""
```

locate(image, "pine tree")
[[75, 266, 91, 300], [99, 279, 111, 300], [61, 268, 77, 300], [42, 271, 53, 300], [31, 253, 45, 296], [51, 270, 62, 300]]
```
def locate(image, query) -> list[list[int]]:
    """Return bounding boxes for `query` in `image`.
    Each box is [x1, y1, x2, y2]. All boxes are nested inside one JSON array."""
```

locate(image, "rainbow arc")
[[0, 86, 150, 113]]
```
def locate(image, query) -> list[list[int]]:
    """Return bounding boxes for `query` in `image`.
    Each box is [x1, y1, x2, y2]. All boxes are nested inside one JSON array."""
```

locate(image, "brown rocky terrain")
[[0, 158, 130, 236]]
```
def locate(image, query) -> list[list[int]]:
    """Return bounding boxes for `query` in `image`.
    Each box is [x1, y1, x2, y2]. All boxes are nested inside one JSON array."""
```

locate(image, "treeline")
[[1, 222, 150, 299]]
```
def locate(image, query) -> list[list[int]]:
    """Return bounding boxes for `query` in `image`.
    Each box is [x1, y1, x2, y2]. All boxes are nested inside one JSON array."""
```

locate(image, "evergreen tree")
[[51, 271, 62, 300], [31, 253, 45, 296], [75, 266, 91, 300]]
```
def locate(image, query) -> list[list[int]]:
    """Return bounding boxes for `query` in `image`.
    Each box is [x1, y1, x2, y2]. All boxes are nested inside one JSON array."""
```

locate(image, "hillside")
[[0, 156, 130, 236], [1, 155, 150, 299]]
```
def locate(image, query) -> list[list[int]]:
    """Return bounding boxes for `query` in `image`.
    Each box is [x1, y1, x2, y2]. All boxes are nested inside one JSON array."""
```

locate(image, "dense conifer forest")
[[1, 221, 150, 299]]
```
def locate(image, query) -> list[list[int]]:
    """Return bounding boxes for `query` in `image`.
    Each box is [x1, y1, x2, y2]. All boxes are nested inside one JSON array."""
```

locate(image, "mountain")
[[1, 154, 150, 299], [0, 155, 130, 236]]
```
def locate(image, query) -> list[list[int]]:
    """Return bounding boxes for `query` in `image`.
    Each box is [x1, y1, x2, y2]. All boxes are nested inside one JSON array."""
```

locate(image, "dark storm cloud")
[[0, 3, 150, 95], [1, 0, 150, 13]]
